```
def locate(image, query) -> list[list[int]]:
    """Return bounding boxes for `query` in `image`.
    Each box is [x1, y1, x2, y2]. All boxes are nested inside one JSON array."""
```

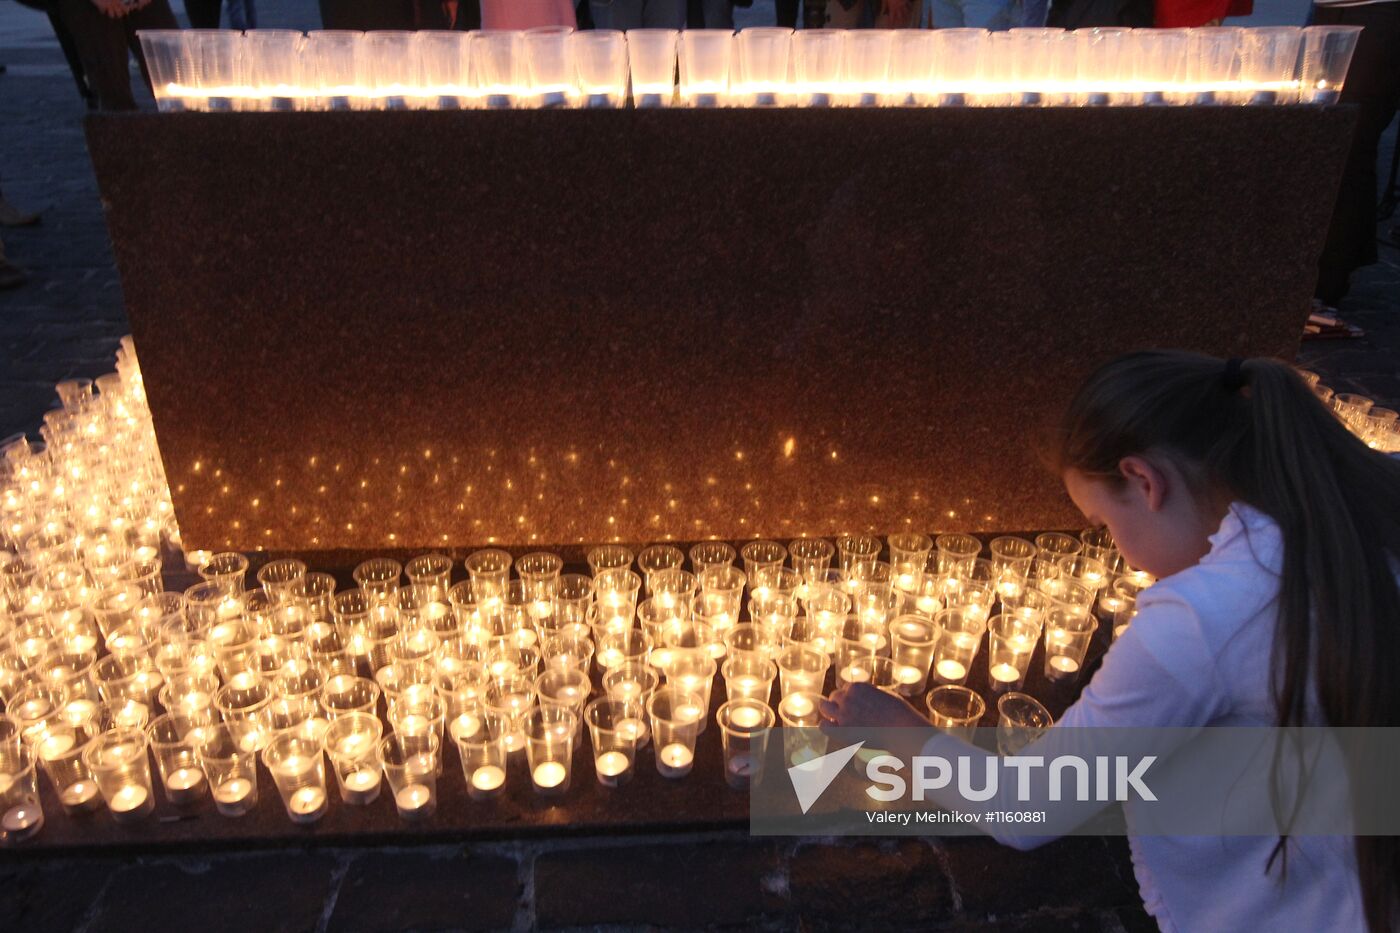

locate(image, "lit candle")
[[164, 767, 206, 805], [782, 694, 814, 718], [114, 701, 149, 730], [59, 779, 102, 812], [38, 731, 76, 762], [895, 665, 924, 686], [468, 765, 506, 800], [341, 767, 381, 805], [916, 595, 939, 615], [731, 675, 761, 698], [594, 750, 631, 787], [394, 783, 434, 819], [728, 705, 765, 729], [287, 785, 327, 823], [397, 713, 431, 737], [656, 742, 694, 778], [108, 783, 152, 822], [532, 761, 568, 792], [990, 663, 1021, 685], [839, 664, 870, 685], [616, 717, 648, 747], [935, 659, 967, 682], [1048, 656, 1080, 676], [213, 777, 255, 816], [449, 713, 482, 743]]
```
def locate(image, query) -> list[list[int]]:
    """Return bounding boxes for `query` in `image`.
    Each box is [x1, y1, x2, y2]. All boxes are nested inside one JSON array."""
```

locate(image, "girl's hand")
[[819, 683, 930, 730]]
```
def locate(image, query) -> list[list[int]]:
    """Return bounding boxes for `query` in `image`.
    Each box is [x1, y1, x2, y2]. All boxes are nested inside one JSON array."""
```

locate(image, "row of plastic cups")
[[137, 24, 1362, 112]]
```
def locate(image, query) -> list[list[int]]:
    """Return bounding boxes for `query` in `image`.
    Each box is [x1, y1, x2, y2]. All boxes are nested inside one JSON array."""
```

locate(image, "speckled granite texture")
[[86, 106, 1353, 553]]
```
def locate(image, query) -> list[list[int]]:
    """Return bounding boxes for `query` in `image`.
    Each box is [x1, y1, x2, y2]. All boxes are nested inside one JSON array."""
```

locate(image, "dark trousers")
[[1314, 2, 1400, 304], [776, 0, 799, 24], [56, 0, 178, 112], [184, 0, 222, 28]]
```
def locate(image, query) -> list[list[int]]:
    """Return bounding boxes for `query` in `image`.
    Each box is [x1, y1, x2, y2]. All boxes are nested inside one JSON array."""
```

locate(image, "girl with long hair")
[[822, 350, 1400, 931]]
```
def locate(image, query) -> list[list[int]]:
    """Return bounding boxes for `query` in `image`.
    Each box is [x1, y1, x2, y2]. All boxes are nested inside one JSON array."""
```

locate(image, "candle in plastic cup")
[[192, 724, 259, 817], [457, 732, 508, 801], [648, 686, 703, 779], [986, 613, 1040, 694], [381, 731, 439, 821], [626, 28, 679, 107], [779, 692, 828, 768], [776, 644, 829, 699], [722, 655, 776, 706], [931, 608, 986, 686], [525, 706, 576, 797], [147, 714, 207, 806], [323, 712, 384, 806], [83, 727, 156, 823], [0, 744, 43, 844], [1043, 609, 1096, 683], [678, 29, 733, 108], [586, 697, 641, 788], [262, 729, 329, 825], [716, 699, 774, 790]]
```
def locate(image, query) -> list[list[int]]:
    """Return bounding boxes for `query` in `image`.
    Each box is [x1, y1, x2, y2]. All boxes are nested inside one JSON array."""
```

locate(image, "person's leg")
[[701, 0, 733, 27], [225, 0, 248, 30], [122, 0, 179, 98], [927, 0, 965, 27], [56, 0, 137, 111], [184, 0, 224, 28], [590, 0, 644, 28], [824, 0, 863, 27], [642, 0, 687, 26], [1315, 2, 1400, 304]]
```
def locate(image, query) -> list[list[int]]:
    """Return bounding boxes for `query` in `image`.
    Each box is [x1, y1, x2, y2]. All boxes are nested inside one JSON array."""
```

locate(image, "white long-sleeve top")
[[919, 503, 1365, 932]]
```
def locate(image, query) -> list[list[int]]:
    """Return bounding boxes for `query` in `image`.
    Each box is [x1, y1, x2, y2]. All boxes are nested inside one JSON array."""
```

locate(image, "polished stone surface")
[[86, 106, 1353, 554]]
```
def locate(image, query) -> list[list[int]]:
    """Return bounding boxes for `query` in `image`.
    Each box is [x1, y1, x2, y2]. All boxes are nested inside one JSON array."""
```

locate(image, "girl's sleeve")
[[914, 590, 1230, 849]]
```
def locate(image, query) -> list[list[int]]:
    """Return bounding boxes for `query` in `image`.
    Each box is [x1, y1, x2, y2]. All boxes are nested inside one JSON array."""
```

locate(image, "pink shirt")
[[479, 0, 577, 29]]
